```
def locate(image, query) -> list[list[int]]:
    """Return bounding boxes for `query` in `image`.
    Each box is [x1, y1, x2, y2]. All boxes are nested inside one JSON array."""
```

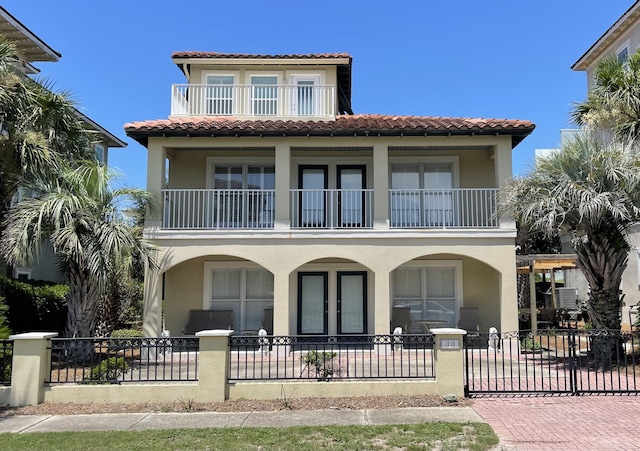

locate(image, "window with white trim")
[[392, 262, 462, 332], [251, 75, 278, 115], [390, 162, 454, 227], [205, 74, 235, 115], [617, 40, 630, 65], [205, 264, 274, 332]]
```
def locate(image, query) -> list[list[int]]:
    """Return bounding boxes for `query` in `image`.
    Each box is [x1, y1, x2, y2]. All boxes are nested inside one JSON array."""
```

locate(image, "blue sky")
[[2, 1, 632, 189]]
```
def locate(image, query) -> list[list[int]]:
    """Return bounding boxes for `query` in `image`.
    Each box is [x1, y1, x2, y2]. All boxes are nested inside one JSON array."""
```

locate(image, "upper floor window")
[[206, 74, 235, 115], [251, 75, 278, 115], [95, 143, 106, 164]]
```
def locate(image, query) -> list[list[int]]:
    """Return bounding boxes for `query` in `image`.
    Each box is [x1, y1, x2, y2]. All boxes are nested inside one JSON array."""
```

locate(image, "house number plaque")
[[440, 338, 460, 350]]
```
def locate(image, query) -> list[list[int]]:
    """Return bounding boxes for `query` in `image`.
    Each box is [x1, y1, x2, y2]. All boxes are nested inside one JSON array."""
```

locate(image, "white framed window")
[[617, 40, 630, 64], [392, 260, 463, 331], [206, 159, 276, 228], [202, 72, 239, 115], [14, 267, 32, 281], [248, 73, 280, 115], [94, 143, 106, 164], [203, 262, 274, 332], [289, 74, 322, 115], [389, 158, 458, 227]]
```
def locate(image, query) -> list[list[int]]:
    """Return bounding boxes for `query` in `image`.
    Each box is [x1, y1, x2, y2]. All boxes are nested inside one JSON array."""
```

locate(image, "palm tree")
[[572, 50, 640, 138], [0, 162, 157, 337], [501, 133, 640, 330], [0, 36, 91, 224]]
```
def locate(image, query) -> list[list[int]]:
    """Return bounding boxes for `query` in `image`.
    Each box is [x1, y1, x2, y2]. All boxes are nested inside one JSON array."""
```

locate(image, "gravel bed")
[[0, 394, 470, 417]]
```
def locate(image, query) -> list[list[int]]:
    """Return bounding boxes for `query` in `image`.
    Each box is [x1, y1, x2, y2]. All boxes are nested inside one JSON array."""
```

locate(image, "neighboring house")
[[569, 0, 640, 327], [125, 51, 535, 338], [0, 6, 127, 282]]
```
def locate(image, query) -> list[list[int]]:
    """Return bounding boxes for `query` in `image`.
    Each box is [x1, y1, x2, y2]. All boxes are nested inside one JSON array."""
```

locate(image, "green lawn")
[[0, 423, 498, 451]]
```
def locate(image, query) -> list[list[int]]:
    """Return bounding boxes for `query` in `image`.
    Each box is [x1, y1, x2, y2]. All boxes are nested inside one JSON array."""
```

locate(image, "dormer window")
[[250, 75, 278, 115], [206, 74, 235, 115]]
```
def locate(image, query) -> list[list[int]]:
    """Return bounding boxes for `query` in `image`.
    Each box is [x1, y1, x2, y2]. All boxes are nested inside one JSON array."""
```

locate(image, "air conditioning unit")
[[556, 288, 578, 309]]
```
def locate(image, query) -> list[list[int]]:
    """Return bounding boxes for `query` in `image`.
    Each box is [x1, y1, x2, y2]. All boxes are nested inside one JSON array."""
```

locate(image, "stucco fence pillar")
[[196, 329, 234, 402], [8, 332, 57, 406], [432, 328, 467, 397]]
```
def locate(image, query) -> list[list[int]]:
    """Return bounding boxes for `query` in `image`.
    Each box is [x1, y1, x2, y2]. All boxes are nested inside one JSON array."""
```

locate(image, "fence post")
[[9, 332, 57, 406], [196, 330, 233, 402], [432, 328, 467, 397]]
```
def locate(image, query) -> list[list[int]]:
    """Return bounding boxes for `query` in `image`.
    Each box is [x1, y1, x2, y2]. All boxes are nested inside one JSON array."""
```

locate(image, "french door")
[[337, 166, 366, 228], [299, 165, 328, 227], [337, 271, 367, 334], [297, 271, 367, 335]]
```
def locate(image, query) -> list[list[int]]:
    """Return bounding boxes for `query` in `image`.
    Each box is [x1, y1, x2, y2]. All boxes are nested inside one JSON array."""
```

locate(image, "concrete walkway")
[[1, 396, 639, 451], [0, 406, 483, 433]]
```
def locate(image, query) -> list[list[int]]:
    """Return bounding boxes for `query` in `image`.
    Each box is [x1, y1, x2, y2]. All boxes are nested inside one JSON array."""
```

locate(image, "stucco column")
[[9, 332, 57, 406], [500, 262, 519, 333], [143, 266, 163, 337], [374, 269, 392, 334], [274, 143, 291, 229], [146, 140, 167, 228], [196, 330, 233, 402], [493, 137, 515, 229], [272, 270, 290, 335], [432, 328, 466, 397], [372, 143, 389, 230]]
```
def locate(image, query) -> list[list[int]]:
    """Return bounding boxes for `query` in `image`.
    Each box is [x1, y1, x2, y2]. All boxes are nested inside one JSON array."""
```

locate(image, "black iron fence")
[[0, 339, 12, 386], [47, 337, 199, 384], [465, 329, 640, 395], [228, 334, 435, 381]]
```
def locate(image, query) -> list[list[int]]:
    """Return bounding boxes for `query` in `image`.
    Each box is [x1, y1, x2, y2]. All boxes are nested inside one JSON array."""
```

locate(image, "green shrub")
[[301, 350, 339, 379], [0, 295, 11, 339], [86, 357, 128, 382], [0, 275, 68, 335], [110, 329, 143, 338]]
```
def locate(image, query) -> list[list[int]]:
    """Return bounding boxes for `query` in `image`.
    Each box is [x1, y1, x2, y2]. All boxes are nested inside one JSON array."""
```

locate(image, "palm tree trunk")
[[575, 226, 627, 330], [65, 261, 100, 338]]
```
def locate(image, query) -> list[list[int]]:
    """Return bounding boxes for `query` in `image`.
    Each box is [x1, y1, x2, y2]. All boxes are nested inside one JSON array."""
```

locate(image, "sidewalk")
[[0, 407, 484, 433]]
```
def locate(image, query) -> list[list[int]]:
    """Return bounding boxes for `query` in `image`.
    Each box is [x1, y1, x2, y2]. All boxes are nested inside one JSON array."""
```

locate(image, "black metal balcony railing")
[[47, 337, 199, 384], [228, 334, 435, 381]]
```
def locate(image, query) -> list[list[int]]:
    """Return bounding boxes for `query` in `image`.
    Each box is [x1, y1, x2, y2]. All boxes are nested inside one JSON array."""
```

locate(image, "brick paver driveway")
[[472, 395, 640, 451]]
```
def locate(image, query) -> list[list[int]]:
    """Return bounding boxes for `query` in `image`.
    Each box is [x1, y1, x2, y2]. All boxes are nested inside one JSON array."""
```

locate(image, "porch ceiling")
[[516, 254, 578, 274]]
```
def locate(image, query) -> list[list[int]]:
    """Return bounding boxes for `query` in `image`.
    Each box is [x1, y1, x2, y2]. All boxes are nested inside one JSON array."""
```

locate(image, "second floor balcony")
[[171, 84, 336, 118], [162, 188, 499, 231]]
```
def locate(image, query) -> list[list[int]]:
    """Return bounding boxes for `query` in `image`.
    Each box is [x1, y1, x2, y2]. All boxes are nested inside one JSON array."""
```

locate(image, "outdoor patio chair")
[[536, 308, 557, 329], [457, 307, 480, 336], [391, 307, 412, 333], [183, 309, 234, 334]]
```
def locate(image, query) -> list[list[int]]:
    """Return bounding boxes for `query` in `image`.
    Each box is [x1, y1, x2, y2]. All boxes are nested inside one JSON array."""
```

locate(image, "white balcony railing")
[[290, 189, 374, 229], [171, 84, 336, 117], [163, 189, 275, 229], [389, 188, 499, 228], [160, 188, 498, 230]]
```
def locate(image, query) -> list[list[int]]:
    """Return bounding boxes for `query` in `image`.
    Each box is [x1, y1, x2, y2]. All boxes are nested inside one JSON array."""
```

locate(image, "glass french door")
[[298, 273, 328, 335], [291, 75, 320, 115], [337, 166, 366, 227], [299, 165, 328, 227], [337, 272, 367, 334]]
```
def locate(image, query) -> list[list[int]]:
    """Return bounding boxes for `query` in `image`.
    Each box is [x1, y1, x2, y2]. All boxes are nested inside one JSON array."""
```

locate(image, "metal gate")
[[464, 329, 640, 396]]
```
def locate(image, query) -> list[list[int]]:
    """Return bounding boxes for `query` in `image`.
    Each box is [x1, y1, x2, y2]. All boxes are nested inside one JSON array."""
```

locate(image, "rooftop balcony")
[[171, 84, 336, 118], [161, 188, 499, 230]]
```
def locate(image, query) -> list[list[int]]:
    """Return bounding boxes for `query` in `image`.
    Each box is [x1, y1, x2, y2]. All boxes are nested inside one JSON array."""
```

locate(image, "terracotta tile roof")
[[171, 51, 352, 60], [124, 114, 535, 147]]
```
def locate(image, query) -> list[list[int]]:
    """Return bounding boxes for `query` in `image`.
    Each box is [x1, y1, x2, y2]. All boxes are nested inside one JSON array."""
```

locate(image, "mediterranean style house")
[[125, 51, 535, 338], [570, 0, 640, 328], [0, 6, 126, 282]]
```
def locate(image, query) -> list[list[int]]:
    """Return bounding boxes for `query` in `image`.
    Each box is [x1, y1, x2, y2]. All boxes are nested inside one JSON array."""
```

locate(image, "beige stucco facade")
[[141, 133, 520, 338]]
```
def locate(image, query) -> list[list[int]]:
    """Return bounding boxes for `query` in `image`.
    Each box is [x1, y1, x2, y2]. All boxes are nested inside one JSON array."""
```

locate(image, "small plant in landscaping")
[[520, 334, 542, 352], [110, 329, 143, 338], [280, 385, 296, 409], [300, 350, 340, 380], [86, 357, 128, 382], [178, 397, 195, 411]]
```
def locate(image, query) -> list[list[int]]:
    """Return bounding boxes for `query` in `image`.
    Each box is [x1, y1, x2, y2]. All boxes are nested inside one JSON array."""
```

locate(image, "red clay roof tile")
[[171, 52, 352, 60]]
